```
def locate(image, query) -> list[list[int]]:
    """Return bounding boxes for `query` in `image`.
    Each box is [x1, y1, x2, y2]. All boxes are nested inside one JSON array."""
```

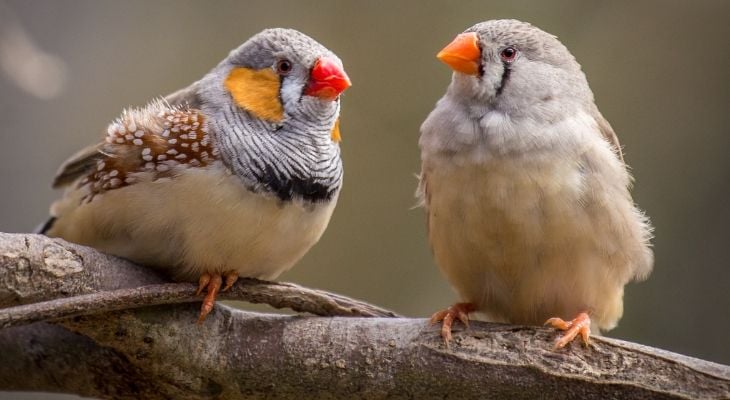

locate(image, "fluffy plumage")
[[419, 20, 653, 345]]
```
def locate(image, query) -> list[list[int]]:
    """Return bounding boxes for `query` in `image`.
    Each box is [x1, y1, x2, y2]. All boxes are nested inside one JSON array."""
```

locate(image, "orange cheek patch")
[[224, 67, 284, 123], [330, 118, 341, 142]]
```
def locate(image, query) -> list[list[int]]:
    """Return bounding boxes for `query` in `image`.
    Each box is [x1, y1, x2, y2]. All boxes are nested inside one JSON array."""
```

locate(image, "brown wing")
[[78, 102, 217, 202], [51, 82, 203, 189], [592, 107, 624, 163], [41, 102, 216, 234]]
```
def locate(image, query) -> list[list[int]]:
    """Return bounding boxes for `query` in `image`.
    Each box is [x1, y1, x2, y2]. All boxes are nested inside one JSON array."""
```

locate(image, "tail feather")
[[34, 217, 56, 234]]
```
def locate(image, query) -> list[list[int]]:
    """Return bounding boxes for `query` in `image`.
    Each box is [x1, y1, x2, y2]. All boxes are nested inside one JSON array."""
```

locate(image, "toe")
[[545, 317, 571, 330], [579, 325, 591, 347], [222, 270, 239, 292], [196, 273, 211, 296], [430, 303, 475, 345], [549, 312, 592, 349], [441, 312, 455, 344], [554, 327, 580, 349], [429, 309, 449, 325], [456, 308, 470, 327], [198, 273, 222, 323]]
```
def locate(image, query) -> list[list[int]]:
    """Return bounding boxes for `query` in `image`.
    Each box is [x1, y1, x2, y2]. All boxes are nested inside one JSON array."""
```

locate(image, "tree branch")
[[0, 232, 166, 306], [0, 280, 398, 329], [0, 232, 398, 328], [1, 232, 728, 399]]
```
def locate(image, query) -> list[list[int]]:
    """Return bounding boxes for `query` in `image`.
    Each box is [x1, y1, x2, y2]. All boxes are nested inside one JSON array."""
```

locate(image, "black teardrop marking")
[[496, 62, 511, 96]]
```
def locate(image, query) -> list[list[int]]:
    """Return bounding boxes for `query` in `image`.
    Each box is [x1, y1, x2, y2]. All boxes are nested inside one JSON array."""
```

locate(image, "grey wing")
[[416, 167, 435, 250], [52, 142, 104, 188], [43, 142, 103, 233], [592, 106, 624, 163]]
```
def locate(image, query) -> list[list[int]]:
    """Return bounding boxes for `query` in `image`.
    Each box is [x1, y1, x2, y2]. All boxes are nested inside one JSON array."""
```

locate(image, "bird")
[[41, 28, 351, 322], [418, 19, 653, 348]]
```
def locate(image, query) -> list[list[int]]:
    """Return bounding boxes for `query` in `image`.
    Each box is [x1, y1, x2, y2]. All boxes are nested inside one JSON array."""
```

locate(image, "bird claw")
[[196, 273, 211, 296], [429, 302, 476, 345], [545, 312, 591, 349], [222, 270, 239, 292], [195, 270, 240, 322]]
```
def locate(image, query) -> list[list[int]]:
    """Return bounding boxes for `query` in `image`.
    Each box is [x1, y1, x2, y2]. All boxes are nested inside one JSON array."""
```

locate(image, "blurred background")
[[0, 0, 728, 397]]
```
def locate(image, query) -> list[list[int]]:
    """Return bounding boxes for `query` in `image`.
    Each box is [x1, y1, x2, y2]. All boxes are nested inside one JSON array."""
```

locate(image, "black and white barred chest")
[[213, 105, 343, 204]]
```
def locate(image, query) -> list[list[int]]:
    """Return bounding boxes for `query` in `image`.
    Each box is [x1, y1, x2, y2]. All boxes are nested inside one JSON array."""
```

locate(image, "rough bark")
[[0, 233, 728, 399], [0, 233, 396, 321]]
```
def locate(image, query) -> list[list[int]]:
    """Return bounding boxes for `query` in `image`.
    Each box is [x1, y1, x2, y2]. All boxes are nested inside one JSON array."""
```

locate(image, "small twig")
[[0, 279, 400, 328], [228, 278, 400, 318]]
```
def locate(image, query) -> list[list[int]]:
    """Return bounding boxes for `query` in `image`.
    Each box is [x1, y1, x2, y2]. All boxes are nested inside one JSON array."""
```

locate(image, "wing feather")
[[52, 143, 104, 188], [592, 107, 624, 163], [51, 82, 202, 188]]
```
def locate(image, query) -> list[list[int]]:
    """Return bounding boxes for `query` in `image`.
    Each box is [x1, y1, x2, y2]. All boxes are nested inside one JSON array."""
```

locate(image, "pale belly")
[[48, 163, 337, 281], [425, 157, 630, 330]]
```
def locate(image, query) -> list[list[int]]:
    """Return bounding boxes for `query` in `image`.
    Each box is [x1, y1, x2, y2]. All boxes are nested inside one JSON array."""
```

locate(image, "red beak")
[[305, 57, 351, 100]]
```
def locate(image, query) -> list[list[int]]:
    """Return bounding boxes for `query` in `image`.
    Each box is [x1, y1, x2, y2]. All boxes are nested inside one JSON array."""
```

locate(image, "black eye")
[[275, 59, 293, 75], [500, 46, 518, 62]]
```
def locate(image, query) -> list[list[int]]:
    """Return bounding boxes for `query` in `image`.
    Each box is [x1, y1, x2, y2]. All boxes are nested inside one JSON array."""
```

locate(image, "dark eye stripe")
[[496, 63, 511, 96], [496, 46, 517, 96]]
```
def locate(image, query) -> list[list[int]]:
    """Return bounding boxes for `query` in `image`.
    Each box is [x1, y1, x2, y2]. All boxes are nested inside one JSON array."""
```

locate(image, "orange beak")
[[437, 32, 481, 75], [305, 57, 352, 100]]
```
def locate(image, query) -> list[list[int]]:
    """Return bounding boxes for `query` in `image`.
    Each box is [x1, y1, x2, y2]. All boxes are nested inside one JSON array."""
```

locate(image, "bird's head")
[[196, 29, 349, 202], [421, 20, 603, 160], [436, 19, 591, 119], [199, 28, 351, 142]]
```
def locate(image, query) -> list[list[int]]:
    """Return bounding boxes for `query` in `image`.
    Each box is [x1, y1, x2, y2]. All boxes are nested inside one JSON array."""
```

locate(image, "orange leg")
[[197, 273, 222, 323], [545, 311, 592, 349], [429, 302, 476, 344]]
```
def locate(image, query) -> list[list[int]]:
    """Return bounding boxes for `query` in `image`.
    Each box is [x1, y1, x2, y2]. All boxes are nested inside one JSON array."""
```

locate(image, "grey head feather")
[[422, 19, 623, 162], [465, 20, 623, 161], [466, 20, 576, 70], [197, 28, 344, 203], [454, 19, 592, 116], [226, 28, 333, 71]]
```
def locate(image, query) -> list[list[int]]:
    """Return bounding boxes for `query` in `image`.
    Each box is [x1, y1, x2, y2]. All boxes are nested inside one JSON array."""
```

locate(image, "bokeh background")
[[1, 0, 728, 397]]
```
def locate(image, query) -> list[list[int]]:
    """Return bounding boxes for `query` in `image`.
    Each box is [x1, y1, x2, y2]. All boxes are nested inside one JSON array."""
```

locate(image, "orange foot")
[[196, 270, 239, 323], [545, 311, 591, 349], [429, 302, 476, 344]]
